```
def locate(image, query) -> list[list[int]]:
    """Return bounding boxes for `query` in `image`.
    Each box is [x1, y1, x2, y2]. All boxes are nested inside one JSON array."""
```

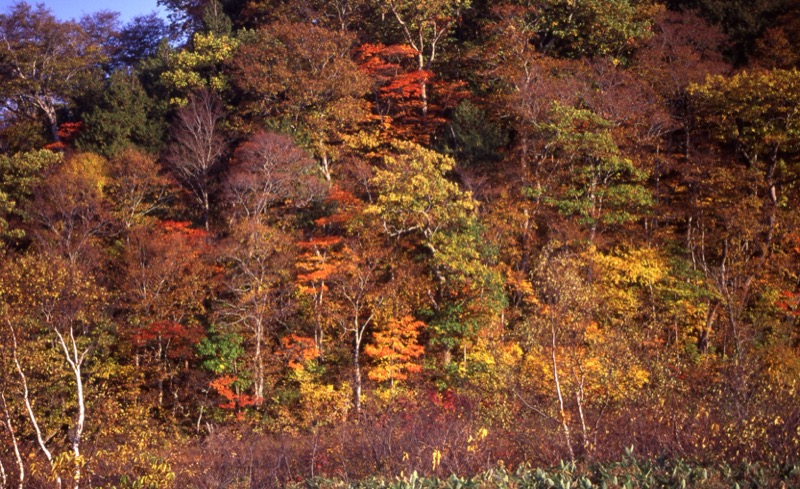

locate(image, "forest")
[[1, 0, 799, 487]]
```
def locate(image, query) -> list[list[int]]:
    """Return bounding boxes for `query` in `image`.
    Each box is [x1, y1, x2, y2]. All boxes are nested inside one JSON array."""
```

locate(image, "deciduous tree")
[[0, 3, 107, 142], [228, 22, 370, 180], [164, 89, 228, 230]]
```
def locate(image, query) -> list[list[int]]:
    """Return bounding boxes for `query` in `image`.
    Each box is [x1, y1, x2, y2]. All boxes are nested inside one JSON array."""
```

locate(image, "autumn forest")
[[1, 0, 799, 487]]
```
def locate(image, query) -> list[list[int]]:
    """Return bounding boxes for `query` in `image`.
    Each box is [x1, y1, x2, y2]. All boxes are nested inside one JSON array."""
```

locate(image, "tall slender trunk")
[[71, 361, 85, 489], [9, 324, 62, 489], [320, 152, 332, 181], [551, 323, 575, 463], [353, 344, 362, 414], [2, 393, 25, 489], [417, 52, 428, 116], [254, 320, 264, 403], [353, 311, 363, 414], [202, 190, 210, 231], [54, 326, 87, 489]]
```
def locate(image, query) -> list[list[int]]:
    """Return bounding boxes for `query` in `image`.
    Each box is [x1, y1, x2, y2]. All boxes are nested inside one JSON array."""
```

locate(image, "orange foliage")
[[210, 375, 260, 414], [278, 334, 320, 370], [314, 186, 363, 227], [364, 316, 425, 385], [355, 43, 468, 144]]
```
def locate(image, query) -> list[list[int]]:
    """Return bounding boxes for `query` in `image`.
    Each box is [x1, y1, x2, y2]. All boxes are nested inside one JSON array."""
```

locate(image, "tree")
[[25, 152, 114, 266], [121, 221, 211, 411], [354, 42, 469, 144], [676, 0, 795, 63], [228, 22, 370, 180], [77, 70, 167, 157], [684, 69, 800, 416], [258, 0, 370, 32], [0, 252, 106, 489], [330, 241, 386, 415], [164, 89, 228, 230], [161, 29, 238, 105], [530, 102, 654, 241], [524, 0, 662, 59], [0, 2, 107, 142], [106, 148, 177, 230], [364, 315, 425, 390], [158, 0, 235, 39], [109, 13, 170, 70], [222, 131, 325, 223], [0, 149, 61, 243], [367, 140, 476, 261], [366, 140, 503, 364], [373, 0, 469, 116], [688, 69, 800, 216], [216, 221, 295, 403], [520, 245, 652, 460]]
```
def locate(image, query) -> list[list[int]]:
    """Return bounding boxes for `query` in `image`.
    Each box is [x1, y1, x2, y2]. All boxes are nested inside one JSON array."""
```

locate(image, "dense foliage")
[[1, 0, 799, 487]]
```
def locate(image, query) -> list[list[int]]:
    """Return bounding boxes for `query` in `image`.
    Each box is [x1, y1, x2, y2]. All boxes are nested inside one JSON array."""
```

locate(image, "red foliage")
[[158, 220, 210, 242], [314, 185, 363, 228], [132, 320, 205, 360], [776, 290, 800, 316], [42, 122, 84, 151], [430, 389, 457, 412], [277, 334, 320, 370], [355, 43, 468, 144], [210, 375, 260, 415], [58, 121, 83, 142]]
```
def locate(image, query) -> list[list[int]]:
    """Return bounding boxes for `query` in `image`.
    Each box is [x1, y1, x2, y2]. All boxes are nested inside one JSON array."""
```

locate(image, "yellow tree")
[[160, 30, 239, 105], [520, 245, 652, 461], [366, 140, 503, 368], [0, 252, 106, 489]]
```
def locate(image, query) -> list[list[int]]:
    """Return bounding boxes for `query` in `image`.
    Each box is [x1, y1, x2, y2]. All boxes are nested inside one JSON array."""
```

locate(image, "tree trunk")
[[2, 393, 25, 489], [552, 324, 575, 463], [254, 320, 264, 403], [202, 190, 210, 231], [34, 96, 60, 142], [417, 52, 428, 117], [353, 338, 362, 414], [54, 326, 86, 489], [10, 325, 62, 489]]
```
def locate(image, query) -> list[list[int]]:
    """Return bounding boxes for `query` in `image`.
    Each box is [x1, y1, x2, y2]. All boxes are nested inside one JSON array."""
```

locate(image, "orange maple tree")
[[364, 315, 425, 389], [355, 42, 468, 144]]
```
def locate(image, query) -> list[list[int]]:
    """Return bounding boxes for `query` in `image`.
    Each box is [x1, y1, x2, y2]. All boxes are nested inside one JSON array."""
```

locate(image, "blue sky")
[[0, 0, 167, 24]]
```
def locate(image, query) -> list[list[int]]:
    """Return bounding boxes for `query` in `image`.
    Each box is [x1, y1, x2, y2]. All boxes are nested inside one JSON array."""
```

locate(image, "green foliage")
[[197, 330, 246, 375], [292, 456, 800, 489], [536, 102, 653, 232], [114, 454, 175, 489], [446, 100, 508, 166], [0, 149, 62, 240], [528, 0, 662, 59], [78, 71, 167, 157]]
